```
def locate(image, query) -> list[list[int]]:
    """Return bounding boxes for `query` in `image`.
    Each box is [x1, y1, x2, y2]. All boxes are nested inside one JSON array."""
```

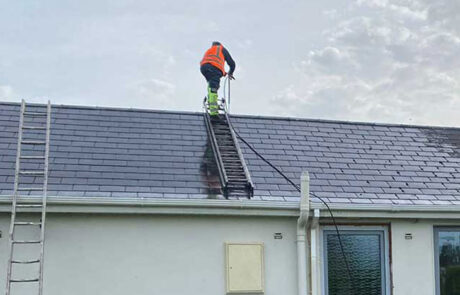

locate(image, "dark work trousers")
[[200, 63, 223, 92]]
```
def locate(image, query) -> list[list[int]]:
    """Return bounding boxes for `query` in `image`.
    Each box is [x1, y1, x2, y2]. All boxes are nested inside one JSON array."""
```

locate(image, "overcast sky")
[[1, 0, 459, 127]]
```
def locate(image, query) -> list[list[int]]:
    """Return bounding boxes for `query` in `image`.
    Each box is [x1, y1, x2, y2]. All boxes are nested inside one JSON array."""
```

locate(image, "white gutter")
[[0, 196, 300, 216], [310, 203, 460, 219], [1, 195, 460, 218], [297, 172, 310, 295], [310, 202, 460, 212]]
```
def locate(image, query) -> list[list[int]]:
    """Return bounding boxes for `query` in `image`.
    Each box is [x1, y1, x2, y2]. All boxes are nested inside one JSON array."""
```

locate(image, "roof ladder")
[[204, 111, 254, 199], [5, 100, 52, 295]]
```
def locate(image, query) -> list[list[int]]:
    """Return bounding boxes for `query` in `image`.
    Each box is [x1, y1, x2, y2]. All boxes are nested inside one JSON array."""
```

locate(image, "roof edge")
[[1, 100, 458, 130], [0, 101, 204, 117], [230, 113, 460, 131], [0, 195, 300, 217], [1, 196, 460, 219]]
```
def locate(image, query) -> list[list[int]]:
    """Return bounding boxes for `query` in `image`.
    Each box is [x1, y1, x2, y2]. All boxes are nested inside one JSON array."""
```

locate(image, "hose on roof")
[[224, 86, 355, 293]]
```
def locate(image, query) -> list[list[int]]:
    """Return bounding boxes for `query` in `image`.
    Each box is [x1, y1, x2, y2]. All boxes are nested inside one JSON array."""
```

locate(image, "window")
[[435, 227, 460, 295], [323, 228, 389, 295]]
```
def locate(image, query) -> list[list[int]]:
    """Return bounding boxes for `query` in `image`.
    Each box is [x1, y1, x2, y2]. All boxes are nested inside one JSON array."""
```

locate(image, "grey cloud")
[[273, 0, 460, 126], [130, 78, 177, 109], [0, 85, 13, 101]]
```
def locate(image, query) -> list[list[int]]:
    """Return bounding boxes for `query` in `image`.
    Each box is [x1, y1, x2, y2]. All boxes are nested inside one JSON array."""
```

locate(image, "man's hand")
[[228, 74, 236, 80]]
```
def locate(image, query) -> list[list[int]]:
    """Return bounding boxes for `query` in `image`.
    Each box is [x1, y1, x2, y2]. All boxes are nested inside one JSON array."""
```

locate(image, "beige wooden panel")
[[226, 243, 264, 293]]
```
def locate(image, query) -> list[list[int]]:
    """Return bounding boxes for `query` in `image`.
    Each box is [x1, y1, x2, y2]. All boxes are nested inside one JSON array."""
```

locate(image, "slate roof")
[[0, 101, 459, 205]]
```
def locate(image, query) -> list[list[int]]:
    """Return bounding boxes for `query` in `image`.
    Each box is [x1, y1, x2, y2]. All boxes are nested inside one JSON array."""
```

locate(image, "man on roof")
[[200, 41, 235, 116]]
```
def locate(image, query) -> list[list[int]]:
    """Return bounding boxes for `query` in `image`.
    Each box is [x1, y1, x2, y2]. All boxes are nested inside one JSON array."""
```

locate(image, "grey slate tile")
[[0, 102, 459, 205]]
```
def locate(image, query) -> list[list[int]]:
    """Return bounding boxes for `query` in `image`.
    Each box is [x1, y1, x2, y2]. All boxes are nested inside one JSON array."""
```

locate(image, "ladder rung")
[[227, 186, 248, 189], [9, 278, 39, 283], [19, 171, 45, 175], [20, 156, 45, 159], [11, 259, 40, 264], [17, 187, 44, 191], [227, 184, 248, 188], [21, 141, 46, 145], [24, 111, 47, 116], [12, 240, 42, 244], [14, 222, 42, 226], [23, 125, 46, 130], [16, 204, 42, 208]]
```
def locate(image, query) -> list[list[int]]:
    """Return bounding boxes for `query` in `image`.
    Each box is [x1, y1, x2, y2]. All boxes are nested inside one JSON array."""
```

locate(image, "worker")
[[200, 41, 235, 116]]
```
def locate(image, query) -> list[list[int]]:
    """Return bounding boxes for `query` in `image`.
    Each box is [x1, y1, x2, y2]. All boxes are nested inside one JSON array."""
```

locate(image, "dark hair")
[[212, 41, 221, 46]]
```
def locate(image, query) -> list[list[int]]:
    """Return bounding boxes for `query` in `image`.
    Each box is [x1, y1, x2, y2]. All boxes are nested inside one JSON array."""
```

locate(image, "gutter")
[[0, 195, 460, 218], [297, 172, 310, 295], [310, 203, 460, 219], [0, 196, 300, 217]]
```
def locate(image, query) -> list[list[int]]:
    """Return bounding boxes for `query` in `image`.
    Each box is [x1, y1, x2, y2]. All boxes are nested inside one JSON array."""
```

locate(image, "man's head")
[[212, 41, 221, 46]]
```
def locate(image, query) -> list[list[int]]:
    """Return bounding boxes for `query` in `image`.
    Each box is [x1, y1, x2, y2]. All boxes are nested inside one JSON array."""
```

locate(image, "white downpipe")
[[310, 209, 321, 295], [297, 172, 310, 295]]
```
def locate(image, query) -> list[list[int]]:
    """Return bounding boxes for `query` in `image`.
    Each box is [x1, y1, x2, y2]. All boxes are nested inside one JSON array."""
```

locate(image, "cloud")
[[236, 39, 253, 50], [322, 9, 339, 19], [0, 85, 13, 100], [130, 78, 176, 109], [273, 0, 460, 126]]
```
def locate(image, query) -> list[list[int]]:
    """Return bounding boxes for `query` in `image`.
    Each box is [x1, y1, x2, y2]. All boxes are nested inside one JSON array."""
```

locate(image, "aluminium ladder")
[[203, 102, 254, 199], [5, 100, 51, 295]]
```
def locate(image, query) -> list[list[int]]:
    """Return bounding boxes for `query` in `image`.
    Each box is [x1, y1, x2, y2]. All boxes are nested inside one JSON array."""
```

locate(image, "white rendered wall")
[[0, 213, 297, 295], [391, 220, 436, 295]]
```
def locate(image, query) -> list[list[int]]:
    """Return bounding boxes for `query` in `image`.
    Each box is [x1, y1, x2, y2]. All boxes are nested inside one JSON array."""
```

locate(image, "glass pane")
[[438, 230, 460, 295], [327, 232, 382, 295]]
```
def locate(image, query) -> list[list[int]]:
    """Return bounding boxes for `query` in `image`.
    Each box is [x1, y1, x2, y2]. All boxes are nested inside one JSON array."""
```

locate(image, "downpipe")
[[297, 172, 310, 295]]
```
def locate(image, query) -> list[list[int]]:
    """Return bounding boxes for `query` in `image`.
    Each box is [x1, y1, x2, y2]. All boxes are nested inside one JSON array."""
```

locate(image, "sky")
[[0, 0, 459, 127]]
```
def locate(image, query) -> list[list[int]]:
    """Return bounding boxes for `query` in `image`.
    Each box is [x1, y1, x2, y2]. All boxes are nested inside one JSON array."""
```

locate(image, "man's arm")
[[222, 47, 235, 76]]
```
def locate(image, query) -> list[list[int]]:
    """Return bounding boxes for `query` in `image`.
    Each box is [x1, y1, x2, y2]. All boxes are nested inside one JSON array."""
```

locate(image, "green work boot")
[[208, 87, 219, 116]]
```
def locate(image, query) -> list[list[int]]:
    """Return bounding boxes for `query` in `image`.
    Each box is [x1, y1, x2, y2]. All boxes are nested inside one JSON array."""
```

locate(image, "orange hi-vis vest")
[[200, 45, 227, 75]]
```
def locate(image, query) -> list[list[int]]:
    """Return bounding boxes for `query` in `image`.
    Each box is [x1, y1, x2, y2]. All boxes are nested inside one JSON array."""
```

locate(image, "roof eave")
[[311, 202, 460, 220], [1, 195, 460, 219], [0, 195, 299, 217]]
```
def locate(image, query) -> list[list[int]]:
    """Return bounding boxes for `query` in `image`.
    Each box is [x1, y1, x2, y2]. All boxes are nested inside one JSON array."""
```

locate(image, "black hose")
[[222, 86, 355, 292]]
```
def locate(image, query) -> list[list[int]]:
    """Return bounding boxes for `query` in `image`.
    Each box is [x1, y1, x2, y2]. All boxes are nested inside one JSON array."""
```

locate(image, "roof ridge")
[[0, 101, 204, 117], [1, 100, 459, 130], [230, 113, 460, 131]]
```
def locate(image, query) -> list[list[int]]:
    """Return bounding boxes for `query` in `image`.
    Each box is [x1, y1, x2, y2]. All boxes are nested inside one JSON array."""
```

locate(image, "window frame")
[[434, 226, 460, 295], [321, 226, 391, 295]]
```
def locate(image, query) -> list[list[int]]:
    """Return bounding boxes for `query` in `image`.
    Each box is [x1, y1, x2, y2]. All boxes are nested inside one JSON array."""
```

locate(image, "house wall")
[[2, 213, 457, 295], [0, 213, 297, 295]]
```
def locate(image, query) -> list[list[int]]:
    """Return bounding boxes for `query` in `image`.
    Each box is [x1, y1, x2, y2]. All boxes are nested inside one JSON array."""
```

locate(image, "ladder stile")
[[38, 100, 51, 295], [5, 100, 51, 295], [5, 100, 25, 295]]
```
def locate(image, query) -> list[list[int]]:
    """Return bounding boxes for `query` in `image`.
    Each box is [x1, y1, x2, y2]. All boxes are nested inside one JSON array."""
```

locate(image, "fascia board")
[[310, 203, 460, 220], [0, 196, 299, 217], [0, 195, 459, 219]]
